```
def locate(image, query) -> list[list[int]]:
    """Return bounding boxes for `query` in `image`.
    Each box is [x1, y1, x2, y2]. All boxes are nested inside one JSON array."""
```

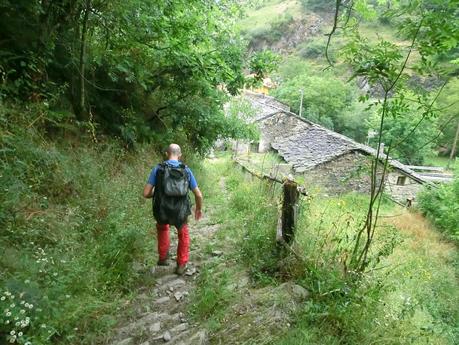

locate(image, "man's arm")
[[143, 184, 154, 198], [192, 187, 203, 220]]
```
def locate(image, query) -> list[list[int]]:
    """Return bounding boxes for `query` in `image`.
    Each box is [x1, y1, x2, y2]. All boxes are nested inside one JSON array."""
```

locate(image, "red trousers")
[[156, 223, 189, 266]]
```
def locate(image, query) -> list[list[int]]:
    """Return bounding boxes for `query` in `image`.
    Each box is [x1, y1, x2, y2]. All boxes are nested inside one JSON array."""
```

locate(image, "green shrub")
[[418, 175, 459, 242], [277, 192, 459, 344], [297, 39, 328, 59]]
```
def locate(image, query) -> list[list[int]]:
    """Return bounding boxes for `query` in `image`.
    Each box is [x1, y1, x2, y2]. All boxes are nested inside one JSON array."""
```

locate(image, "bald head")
[[166, 143, 182, 159]]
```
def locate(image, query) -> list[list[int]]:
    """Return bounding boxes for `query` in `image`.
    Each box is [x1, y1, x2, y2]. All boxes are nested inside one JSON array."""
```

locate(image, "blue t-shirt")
[[147, 160, 198, 190]]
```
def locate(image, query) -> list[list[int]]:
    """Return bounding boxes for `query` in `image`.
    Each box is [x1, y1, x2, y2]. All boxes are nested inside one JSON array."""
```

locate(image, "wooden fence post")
[[278, 179, 299, 243]]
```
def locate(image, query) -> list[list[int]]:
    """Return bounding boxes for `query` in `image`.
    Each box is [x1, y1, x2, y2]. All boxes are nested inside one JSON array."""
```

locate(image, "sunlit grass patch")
[[238, 0, 302, 32]]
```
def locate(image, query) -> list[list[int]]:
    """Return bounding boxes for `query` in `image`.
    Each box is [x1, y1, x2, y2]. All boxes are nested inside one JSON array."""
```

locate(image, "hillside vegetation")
[[239, 0, 459, 165], [0, 104, 162, 343]]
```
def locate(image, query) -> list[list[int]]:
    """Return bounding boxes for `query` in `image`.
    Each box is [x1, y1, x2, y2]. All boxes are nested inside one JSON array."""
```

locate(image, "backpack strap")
[[179, 163, 190, 179]]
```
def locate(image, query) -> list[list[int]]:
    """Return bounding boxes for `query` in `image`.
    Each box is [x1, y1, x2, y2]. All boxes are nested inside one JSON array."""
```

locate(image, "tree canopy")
[[0, 0, 275, 152]]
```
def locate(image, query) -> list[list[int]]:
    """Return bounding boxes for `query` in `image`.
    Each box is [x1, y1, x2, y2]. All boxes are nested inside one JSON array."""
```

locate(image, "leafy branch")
[[326, 0, 458, 273]]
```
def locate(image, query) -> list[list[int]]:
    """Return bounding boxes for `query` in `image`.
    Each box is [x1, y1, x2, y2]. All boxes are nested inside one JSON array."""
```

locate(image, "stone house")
[[233, 92, 428, 205]]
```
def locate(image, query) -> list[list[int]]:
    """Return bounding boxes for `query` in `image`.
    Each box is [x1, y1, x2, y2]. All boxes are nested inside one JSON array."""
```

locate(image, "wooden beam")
[[234, 159, 308, 195]]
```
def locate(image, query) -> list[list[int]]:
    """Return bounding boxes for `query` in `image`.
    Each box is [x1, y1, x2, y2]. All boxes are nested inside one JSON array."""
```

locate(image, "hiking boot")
[[175, 264, 187, 276], [157, 258, 170, 266], [157, 252, 170, 266]]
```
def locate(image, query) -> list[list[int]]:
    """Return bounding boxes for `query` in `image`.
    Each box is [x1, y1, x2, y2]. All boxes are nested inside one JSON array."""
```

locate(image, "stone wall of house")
[[301, 152, 423, 204], [258, 112, 310, 152], [385, 172, 423, 204]]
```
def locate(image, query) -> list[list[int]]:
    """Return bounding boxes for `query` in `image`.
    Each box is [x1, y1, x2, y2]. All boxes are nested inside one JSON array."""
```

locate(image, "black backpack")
[[152, 162, 191, 228]]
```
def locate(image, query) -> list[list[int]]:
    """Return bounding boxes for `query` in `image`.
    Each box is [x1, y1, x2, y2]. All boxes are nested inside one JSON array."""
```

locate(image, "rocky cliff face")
[[249, 14, 323, 53]]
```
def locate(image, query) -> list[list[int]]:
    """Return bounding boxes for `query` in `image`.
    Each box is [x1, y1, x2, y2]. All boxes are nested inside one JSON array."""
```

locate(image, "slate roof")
[[244, 92, 427, 184], [244, 91, 292, 122], [271, 127, 356, 172]]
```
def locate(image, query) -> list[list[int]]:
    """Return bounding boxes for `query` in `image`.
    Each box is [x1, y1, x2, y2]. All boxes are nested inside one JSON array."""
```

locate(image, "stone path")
[[110, 214, 221, 345]]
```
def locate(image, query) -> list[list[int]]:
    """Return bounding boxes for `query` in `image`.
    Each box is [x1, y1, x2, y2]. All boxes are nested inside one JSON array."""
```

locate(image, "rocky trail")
[[109, 211, 222, 345], [108, 165, 312, 345]]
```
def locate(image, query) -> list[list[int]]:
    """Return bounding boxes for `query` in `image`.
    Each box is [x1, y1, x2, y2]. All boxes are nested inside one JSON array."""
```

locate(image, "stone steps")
[[111, 218, 216, 345]]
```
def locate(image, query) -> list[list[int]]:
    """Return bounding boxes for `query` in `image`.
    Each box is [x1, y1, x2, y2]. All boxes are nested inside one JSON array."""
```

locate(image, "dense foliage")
[[300, 0, 335, 12], [0, 0, 273, 152], [0, 1, 273, 344], [418, 175, 459, 242], [271, 58, 369, 140], [368, 106, 439, 164]]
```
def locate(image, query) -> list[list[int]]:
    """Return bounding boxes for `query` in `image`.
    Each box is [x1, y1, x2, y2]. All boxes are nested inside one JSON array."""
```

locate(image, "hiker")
[[143, 144, 203, 275]]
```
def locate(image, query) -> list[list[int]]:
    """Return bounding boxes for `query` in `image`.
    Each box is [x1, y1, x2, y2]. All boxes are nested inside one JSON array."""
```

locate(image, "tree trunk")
[[449, 119, 459, 163], [76, 0, 90, 121]]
